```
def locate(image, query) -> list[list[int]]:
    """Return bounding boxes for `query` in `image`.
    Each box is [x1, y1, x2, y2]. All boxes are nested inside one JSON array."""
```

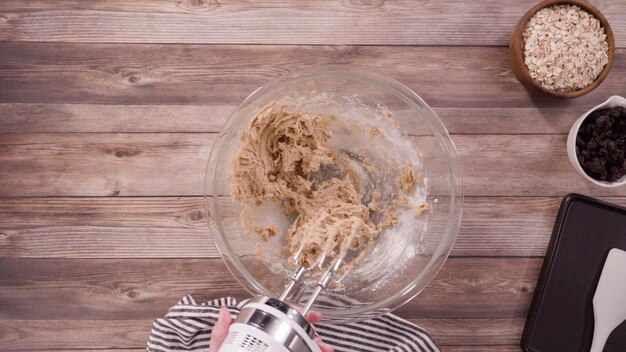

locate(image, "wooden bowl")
[[509, 0, 615, 99]]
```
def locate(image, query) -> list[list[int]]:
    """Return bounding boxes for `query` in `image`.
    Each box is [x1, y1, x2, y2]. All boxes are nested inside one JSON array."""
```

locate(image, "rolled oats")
[[522, 5, 609, 93]]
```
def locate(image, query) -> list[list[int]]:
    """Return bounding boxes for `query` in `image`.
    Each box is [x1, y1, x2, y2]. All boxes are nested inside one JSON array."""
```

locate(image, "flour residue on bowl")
[[231, 94, 429, 291]]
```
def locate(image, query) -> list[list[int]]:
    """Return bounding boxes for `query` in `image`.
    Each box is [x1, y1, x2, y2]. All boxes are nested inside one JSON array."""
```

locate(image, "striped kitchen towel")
[[147, 296, 438, 352]]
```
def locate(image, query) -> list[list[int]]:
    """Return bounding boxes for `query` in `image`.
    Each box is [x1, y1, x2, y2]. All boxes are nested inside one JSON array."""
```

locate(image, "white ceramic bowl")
[[567, 95, 626, 187]]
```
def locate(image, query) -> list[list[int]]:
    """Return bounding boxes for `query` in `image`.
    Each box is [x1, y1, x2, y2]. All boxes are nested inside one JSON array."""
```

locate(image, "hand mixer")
[[218, 235, 353, 352]]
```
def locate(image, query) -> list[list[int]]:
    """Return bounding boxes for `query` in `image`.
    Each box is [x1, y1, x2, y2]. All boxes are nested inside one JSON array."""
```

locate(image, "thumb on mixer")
[[209, 307, 233, 351], [315, 337, 334, 352], [304, 310, 323, 324]]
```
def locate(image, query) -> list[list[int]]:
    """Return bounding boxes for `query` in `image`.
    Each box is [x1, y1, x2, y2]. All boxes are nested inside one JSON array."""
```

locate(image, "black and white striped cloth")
[[147, 296, 438, 352]]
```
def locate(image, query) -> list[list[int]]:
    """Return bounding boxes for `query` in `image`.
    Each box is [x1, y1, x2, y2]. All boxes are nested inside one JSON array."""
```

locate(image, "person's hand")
[[209, 307, 333, 352]]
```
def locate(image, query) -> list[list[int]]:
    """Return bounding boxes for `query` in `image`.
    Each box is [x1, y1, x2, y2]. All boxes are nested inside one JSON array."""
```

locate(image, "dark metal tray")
[[522, 194, 626, 352]]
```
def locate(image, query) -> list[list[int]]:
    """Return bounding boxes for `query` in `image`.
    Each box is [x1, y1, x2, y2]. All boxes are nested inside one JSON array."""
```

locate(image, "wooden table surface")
[[1, 1, 625, 351]]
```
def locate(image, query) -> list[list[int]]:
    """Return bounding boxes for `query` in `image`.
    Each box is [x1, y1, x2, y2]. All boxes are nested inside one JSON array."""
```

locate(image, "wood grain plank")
[[0, 318, 523, 350], [456, 134, 605, 197], [1, 43, 625, 108], [5, 196, 625, 258], [0, 103, 231, 133], [0, 133, 213, 197], [0, 320, 152, 350], [2, 133, 626, 197], [395, 258, 539, 319], [0, 197, 217, 258], [2, 350, 144, 352], [436, 107, 589, 135], [0, 0, 624, 47], [0, 258, 539, 320], [5, 350, 145, 352], [0, 103, 591, 134], [0, 259, 248, 321], [457, 197, 561, 257], [413, 318, 524, 346]]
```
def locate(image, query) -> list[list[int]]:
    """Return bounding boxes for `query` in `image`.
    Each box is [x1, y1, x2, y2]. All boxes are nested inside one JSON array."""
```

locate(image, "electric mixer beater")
[[218, 236, 353, 352]]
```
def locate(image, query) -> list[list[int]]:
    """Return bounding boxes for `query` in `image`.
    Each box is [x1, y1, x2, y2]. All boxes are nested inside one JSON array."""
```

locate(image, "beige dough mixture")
[[232, 101, 426, 272]]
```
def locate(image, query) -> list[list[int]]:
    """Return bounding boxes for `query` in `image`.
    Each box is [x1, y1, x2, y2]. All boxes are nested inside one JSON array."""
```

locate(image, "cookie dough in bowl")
[[205, 66, 463, 322]]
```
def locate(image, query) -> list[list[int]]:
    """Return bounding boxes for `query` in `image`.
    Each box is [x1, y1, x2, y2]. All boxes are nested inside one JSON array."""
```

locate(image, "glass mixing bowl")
[[205, 66, 462, 322]]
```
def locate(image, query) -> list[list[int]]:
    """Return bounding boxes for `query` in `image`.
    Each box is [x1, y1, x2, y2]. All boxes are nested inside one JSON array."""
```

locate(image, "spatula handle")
[[589, 310, 611, 352]]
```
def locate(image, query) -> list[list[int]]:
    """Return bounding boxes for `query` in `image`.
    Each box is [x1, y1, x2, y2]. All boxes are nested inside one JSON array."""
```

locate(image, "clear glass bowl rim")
[[204, 65, 463, 321]]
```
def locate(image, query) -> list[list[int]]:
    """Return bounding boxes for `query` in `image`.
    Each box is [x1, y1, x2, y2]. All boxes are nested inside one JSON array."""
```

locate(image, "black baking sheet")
[[522, 194, 626, 352]]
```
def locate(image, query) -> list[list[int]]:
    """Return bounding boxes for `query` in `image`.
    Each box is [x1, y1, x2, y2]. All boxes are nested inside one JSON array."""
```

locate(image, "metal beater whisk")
[[219, 221, 361, 352], [279, 225, 358, 315]]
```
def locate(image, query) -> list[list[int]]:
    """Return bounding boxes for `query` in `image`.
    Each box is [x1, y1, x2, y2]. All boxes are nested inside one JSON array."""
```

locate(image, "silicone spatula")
[[590, 248, 626, 352]]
